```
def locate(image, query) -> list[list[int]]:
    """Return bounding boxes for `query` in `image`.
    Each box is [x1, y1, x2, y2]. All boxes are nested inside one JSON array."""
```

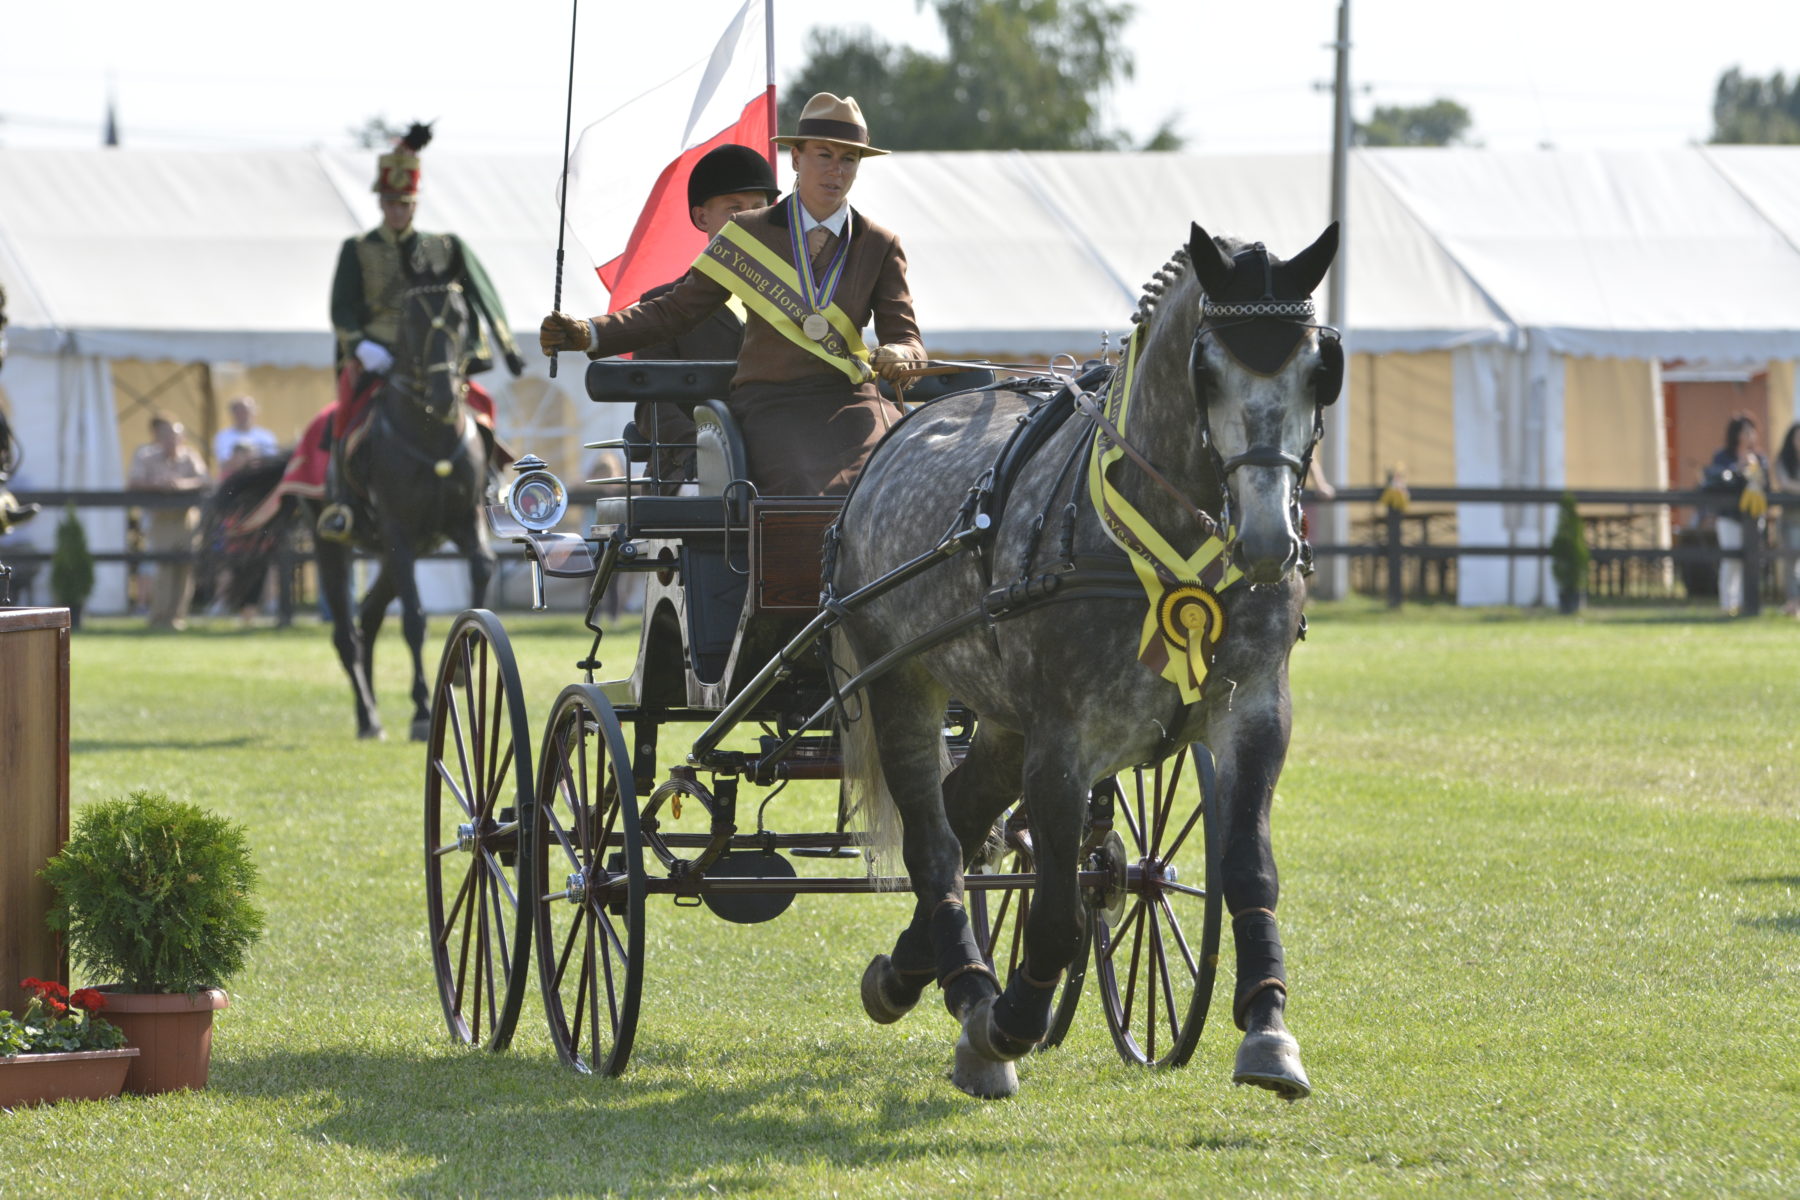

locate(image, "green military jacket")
[[330, 225, 520, 371]]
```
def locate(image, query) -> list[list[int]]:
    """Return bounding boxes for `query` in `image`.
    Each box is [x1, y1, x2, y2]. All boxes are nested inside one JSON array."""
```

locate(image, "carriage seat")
[[587, 360, 749, 533]]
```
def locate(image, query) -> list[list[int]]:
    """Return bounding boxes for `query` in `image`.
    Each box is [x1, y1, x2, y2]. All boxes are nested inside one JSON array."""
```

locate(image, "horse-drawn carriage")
[[422, 221, 1341, 1100]]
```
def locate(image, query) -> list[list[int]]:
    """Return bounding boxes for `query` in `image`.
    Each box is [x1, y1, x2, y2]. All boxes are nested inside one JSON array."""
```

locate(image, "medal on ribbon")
[[789, 195, 851, 342]]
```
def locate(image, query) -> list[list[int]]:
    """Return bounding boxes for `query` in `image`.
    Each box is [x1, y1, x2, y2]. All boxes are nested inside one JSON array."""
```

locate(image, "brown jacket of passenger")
[[588, 198, 924, 402]]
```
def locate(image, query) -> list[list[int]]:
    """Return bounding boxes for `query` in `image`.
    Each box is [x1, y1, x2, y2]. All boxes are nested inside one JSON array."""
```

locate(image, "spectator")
[[1704, 413, 1769, 617], [1774, 421, 1800, 617], [128, 413, 209, 629], [212, 395, 280, 478]]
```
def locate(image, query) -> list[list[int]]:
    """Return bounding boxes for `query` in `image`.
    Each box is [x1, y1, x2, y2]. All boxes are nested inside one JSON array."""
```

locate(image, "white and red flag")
[[563, 0, 775, 313]]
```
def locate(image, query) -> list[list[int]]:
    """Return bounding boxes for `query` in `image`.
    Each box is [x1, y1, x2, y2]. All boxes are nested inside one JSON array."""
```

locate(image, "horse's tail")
[[198, 454, 296, 605], [831, 623, 952, 889], [832, 624, 899, 886]]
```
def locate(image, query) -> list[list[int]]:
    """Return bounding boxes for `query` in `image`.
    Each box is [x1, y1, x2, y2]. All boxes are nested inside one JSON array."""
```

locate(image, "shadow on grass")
[[73, 734, 260, 752], [1738, 913, 1800, 934], [216, 1041, 998, 1196], [1732, 875, 1800, 888]]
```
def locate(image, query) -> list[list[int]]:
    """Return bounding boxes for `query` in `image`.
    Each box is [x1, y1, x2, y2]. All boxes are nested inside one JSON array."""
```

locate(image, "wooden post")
[[1385, 506, 1404, 609], [0, 608, 72, 1013]]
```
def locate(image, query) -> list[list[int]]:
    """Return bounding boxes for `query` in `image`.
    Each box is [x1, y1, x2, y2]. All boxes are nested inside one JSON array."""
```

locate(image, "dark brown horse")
[[210, 263, 495, 740]]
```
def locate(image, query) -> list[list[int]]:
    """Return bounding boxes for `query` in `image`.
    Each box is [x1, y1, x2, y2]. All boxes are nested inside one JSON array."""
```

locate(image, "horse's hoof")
[[410, 716, 431, 742], [359, 725, 386, 742], [860, 955, 916, 1025], [952, 1026, 1019, 1099], [961, 993, 1033, 1063], [1232, 1030, 1312, 1101]]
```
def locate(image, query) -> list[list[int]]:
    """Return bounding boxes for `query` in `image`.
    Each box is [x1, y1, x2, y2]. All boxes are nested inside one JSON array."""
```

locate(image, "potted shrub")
[[50, 503, 95, 626], [0, 977, 137, 1108], [1550, 493, 1590, 614], [40, 789, 264, 1094]]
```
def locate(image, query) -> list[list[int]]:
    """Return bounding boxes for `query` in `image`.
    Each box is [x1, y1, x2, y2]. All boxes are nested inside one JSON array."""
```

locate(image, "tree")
[[783, 0, 1179, 151], [1355, 98, 1474, 147], [1710, 68, 1800, 144]]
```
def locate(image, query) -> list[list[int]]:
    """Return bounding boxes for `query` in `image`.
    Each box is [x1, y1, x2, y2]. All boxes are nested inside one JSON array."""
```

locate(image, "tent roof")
[[1365, 147, 1800, 361], [4, 145, 1800, 367]]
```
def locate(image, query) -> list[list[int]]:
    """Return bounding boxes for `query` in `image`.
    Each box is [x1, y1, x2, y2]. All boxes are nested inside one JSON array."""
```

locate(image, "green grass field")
[[3, 603, 1797, 1198]]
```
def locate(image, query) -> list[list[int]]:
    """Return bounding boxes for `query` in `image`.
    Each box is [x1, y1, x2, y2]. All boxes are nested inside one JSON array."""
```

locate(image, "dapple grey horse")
[[831, 221, 1341, 1099]]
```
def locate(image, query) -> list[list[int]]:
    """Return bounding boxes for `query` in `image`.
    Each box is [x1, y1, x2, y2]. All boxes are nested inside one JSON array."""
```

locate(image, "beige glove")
[[871, 343, 923, 383], [540, 312, 593, 355]]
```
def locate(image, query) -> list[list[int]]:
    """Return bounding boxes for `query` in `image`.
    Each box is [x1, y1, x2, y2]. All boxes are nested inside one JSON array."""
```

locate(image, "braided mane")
[[1130, 246, 1193, 326]]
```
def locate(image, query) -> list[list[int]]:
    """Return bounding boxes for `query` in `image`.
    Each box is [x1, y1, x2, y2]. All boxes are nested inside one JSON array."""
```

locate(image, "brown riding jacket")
[[587, 198, 924, 396]]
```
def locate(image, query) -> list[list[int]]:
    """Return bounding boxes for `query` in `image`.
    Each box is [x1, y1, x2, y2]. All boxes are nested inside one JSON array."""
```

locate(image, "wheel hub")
[[456, 822, 477, 853]]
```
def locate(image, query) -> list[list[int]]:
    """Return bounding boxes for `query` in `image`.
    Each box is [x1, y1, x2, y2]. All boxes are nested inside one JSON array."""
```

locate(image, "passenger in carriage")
[[539, 93, 927, 496], [631, 144, 779, 493]]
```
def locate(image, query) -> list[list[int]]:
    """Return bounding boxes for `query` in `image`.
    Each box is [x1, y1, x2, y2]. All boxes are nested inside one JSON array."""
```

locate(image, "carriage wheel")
[[423, 609, 534, 1050], [968, 813, 1086, 1050], [531, 684, 645, 1076], [1092, 745, 1223, 1068]]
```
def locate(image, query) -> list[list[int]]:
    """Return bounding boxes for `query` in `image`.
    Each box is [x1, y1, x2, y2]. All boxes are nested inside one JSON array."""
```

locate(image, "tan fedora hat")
[[773, 92, 889, 157]]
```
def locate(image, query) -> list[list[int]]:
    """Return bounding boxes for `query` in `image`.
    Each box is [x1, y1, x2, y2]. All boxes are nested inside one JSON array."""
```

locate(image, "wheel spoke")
[[1151, 905, 1180, 1049], [437, 864, 476, 945], [433, 757, 476, 820], [1122, 896, 1146, 1037], [1157, 894, 1200, 980], [1097, 899, 1146, 965]]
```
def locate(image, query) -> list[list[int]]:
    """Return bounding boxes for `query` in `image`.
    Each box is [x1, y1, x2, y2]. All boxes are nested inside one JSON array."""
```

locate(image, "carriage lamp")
[[503, 454, 568, 532]]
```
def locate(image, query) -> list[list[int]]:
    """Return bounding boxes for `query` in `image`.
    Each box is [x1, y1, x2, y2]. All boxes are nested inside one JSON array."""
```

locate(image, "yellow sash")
[[692, 222, 873, 384], [1086, 330, 1243, 703]]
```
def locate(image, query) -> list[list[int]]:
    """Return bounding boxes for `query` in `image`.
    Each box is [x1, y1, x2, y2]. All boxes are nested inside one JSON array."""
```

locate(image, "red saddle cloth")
[[239, 372, 505, 533]]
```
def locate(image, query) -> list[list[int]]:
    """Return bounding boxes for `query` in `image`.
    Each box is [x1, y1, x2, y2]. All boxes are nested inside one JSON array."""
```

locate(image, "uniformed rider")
[[539, 93, 925, 496], [318, 122, 524, 541]]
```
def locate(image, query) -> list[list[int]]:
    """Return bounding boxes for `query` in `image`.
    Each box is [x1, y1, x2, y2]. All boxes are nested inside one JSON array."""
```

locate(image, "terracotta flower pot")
[[0, 1047, 139, 1109], [101, 988, 229, 1094]]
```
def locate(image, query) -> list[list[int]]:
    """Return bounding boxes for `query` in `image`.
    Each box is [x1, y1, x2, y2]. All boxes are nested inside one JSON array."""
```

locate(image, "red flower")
[[45, 998, 67, 1017], [20, 977, 44, 991], [40, 979, 68, 1003], [69, 988, 107, 1012]]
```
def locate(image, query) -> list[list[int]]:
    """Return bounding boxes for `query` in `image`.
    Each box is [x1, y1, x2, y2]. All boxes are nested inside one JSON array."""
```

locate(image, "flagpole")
[[764, 0, 778, 172], [548, 0, 581, 379]]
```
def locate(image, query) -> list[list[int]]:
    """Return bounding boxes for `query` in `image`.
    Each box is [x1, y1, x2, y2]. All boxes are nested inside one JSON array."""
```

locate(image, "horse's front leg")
[[379, 528, 433, 742], [1210, 669, 1310, 1101], [961, 745, 1088, 1065], [316, 538, 381, 739], [357, 565, 398, 702], [448, 519, 495, 610]]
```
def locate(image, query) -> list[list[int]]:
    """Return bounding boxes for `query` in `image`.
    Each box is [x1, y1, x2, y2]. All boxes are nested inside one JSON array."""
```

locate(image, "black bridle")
[[1185, 245, 1342, 543]]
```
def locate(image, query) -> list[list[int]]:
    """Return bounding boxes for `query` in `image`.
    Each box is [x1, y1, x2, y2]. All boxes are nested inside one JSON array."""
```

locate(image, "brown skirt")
[[728, 376, 903, 496]]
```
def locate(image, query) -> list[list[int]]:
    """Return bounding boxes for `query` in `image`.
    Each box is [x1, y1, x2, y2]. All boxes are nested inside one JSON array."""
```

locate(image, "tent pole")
[[1319, 0, 1353, 601]]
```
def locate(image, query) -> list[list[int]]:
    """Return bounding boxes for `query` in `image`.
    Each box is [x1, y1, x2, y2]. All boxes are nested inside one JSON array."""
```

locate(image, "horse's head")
[[1185, 221, 1341, 584], [392, 267, 475, 425]]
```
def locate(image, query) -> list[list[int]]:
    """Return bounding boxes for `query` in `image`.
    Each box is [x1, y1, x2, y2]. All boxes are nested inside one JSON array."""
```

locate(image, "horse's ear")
[[1285, 222, 1340, 297], [1188, 221, 1234, 296], [1313, 331, 1345, 407]]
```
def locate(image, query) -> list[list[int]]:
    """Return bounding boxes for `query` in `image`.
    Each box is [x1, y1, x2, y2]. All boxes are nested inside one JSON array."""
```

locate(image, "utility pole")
[[1318, 0, 1352, 599]]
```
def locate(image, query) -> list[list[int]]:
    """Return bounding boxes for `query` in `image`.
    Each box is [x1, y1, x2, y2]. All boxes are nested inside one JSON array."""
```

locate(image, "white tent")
[[6, 144, 1800, 610]]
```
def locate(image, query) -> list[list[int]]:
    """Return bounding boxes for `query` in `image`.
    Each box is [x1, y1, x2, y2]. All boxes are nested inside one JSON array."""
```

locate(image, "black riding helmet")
[[686, 144, 778, 223]]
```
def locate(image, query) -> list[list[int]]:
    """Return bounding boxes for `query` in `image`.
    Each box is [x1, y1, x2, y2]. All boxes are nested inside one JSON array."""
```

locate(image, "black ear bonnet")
[[1186, 221, 1342, 407]]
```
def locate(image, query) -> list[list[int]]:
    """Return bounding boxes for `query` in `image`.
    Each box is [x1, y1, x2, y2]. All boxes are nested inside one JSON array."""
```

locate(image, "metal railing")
[[1310, 486, 1800, 614], [8, 485, 1796, 617]]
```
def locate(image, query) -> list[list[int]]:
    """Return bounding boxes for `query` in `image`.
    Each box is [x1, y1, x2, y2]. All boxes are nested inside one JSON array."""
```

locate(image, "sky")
[[2, 0, 1798, 156]]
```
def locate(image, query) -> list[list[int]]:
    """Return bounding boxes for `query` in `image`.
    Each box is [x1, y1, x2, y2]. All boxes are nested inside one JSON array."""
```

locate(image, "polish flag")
[[563, 0, 775, 314]]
